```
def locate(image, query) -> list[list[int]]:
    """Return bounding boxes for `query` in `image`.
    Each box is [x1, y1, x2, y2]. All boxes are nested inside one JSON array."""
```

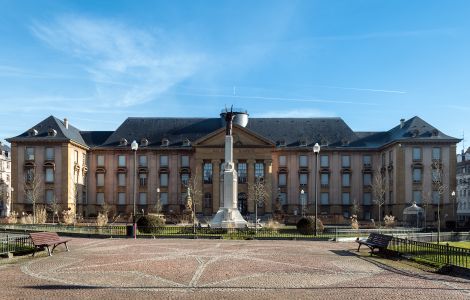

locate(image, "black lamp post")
[[313, 142, 321, 236], [131, 140, 138, 239]]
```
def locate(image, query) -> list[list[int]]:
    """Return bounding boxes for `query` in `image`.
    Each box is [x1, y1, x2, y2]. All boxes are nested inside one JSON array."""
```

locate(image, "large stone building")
[[0, 142, 11, 217], [7, 112, 459, 225], [456, 148, 470, 225]]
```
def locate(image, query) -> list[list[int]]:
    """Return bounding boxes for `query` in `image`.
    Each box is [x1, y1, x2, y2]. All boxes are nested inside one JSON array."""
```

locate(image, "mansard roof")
[[7, 115, 460, 150], [7, 116, 88, 147]]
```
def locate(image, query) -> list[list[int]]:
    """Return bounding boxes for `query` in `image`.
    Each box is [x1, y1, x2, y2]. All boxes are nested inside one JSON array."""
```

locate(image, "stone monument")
[[210, 108, 248, 228]]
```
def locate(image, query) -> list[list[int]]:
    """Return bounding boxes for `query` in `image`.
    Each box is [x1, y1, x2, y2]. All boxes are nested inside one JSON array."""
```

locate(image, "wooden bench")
[[356, 233, 393, 254], [29, 232, 71, 257]]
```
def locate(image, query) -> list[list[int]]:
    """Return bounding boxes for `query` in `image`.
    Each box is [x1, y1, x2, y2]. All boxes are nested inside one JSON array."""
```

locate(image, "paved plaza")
[[0, 238, 469, 299]]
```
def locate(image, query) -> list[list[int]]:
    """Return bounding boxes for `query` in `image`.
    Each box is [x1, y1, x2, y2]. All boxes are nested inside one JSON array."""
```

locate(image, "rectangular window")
[[139, 173, 147, 187], [320, 192, 329, 205], [139, 192, 147, 205], [413, 168, 422, 183], [45, 147, 54, 161], [25, 147, 34, 160], [278, 173, 287, 186], [343, 210, 350, 218], [342, 192, 350, 205], [160, 173, 168, 187], [363, 173, 372, 186], [96, 192, 104, 205], [45, 168, 54, 183], [118, 192, 126, 205], [97, 173, 104, 187], [342, 173, 350, 187], [432, 191, 440, 204], [388, 150, 393, 163], [432, 147, 441, 160], [160, 155, 168, 167], [74, 150, 79, 163], [181, 173, 189, 186], [238, 162, 247, 183], [25, 168, 34, 183], [45, 190, 54, 204], [82, 153, 86, 165], [97, 155, 105, 167], [299, 173, 308, 185], [363, 155, 371, 167], [363, 192, 371, 205], [118, 173, 126, 186], [341, 155, 350, 168], [381, 153, 386, 166], [279, 193, 287, 205], [299, 155, 308, 167], [139, 155, 147, 167], [279, 155, 287, 166], [320, 155, 329, 167], [321, 173, 329, 186], [118, 155, 126, 167], [203, 163, 213, 184], [413, 190, 422, 204], [364, 211, 371, 220], [181, 155, 189, 167], [412, 147, 421, 161], [160, 192, 168, 205], [255, 162, 264, 179]]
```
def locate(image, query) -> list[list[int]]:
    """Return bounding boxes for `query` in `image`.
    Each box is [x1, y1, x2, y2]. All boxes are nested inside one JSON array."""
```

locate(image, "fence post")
[[335, 227, 338, 241], [446, 243, 450, 265]]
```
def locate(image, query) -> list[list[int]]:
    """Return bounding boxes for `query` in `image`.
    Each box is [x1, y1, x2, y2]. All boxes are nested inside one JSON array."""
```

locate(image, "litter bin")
[[126, 224, 134, 238]]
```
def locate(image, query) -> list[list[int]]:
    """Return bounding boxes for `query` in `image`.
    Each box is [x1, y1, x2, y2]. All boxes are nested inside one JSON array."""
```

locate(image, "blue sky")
[[0, 0, 469, 151]]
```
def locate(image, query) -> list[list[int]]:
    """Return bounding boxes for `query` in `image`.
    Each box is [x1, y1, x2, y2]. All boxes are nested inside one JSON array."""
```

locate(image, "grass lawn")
[[437, 241, 470, 249]]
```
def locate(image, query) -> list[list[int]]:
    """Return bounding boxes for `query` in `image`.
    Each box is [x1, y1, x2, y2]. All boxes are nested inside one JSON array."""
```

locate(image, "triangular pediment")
[[194, 125, 274, 147]]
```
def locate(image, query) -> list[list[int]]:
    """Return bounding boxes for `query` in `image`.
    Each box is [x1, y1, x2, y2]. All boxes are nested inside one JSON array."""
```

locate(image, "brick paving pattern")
[[0, 238, 469, 299]]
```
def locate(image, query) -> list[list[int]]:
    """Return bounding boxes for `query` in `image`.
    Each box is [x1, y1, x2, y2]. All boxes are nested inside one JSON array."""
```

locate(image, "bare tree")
[[372, 169, 387, 228], [248, 178, 270, 233], [421, 191, 431, 230], [351, 197, 361, 217], [183, 174, 203, 229], [47, 195, 61, 224], [23, 168, 42, 224], [0, 179, 10, 217], [432, 160, 448, 243]]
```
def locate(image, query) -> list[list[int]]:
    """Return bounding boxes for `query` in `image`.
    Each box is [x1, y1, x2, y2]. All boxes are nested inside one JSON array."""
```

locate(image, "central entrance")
[[238, 193, 248, 215]]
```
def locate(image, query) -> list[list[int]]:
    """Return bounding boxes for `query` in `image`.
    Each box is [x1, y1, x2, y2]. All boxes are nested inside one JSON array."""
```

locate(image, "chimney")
[[64, 118, 69, 129], [400, 118, 405, 128]]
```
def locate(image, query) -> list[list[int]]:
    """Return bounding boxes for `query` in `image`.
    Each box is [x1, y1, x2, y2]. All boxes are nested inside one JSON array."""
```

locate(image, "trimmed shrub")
[[296, 216, 324, 235], [35, 205, 47, 224], [137, 215, 165, 234]]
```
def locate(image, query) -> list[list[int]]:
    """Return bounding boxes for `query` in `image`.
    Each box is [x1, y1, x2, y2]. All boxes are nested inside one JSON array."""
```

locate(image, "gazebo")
[[403, 202, 424, 228]]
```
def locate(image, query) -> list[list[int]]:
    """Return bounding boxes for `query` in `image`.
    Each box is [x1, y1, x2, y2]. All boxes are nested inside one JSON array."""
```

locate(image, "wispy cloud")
[[316, 28, 455, 41], [30, 15, 203, 107], [172, 92, 378, 106], [254, 108, 336, 118]]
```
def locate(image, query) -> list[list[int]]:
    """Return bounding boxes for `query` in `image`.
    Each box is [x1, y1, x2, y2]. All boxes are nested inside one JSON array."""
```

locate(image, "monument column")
[[212, 159, 221, 214], [247, 159, 256, 213]]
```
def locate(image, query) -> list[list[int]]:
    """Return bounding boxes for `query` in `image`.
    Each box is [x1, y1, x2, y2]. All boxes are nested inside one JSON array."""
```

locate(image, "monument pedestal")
[[210, 207, 247, 228]]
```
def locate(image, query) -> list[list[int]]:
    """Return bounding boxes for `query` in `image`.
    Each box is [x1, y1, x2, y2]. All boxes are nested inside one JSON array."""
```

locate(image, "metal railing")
[[0, 234, 33, 256], [388, 236, 470, 269]]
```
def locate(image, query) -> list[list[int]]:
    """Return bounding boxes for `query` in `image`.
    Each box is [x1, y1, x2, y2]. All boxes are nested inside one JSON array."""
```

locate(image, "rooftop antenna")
[[463, 131, 465, 152]]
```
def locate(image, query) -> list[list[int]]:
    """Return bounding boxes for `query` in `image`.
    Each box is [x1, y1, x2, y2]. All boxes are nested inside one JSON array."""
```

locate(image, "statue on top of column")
[[224, 106, 235, 136]]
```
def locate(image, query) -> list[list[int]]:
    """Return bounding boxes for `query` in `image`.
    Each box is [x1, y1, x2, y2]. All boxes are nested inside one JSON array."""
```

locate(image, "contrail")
[[172, 92, 379, 106], [317, 85, 406, 94]]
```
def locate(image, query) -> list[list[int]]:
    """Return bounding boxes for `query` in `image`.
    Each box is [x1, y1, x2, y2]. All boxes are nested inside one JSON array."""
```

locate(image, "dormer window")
[[140, 138, 149, 147], [432, 129, 439, 137], [277, 140, 286, 147], [120, 138, 128, 146], [411, 129, 419, 137], [183, 138, 191, 147], [28, 128, 38, 136], [299, 139, 307, 147], [48, 128, 57, 137], [161, 138, 169, 147]]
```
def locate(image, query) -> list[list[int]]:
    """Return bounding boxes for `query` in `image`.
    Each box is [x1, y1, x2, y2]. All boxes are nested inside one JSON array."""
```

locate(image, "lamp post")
[[300, 189, 305, 217], [313, 143, 320, 236], [156, 187, 160, 214], [451, 190, 456, 220], [131, 140, 138, 239]]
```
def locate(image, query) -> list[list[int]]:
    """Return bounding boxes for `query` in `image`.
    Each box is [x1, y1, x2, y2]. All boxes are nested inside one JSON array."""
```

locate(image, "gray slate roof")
[[7, 115, 460, 150]]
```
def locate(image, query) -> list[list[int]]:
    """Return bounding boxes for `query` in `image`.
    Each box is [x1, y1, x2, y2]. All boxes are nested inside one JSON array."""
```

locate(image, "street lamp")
[[300, 189, 305, 217], [313, 142, 321, 236], [451, 190, 456, 219], [131, 140, 138, 239], [156, 187, 161, 214]]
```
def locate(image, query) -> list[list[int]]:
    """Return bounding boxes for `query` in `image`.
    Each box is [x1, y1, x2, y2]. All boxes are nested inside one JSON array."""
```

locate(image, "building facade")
[[7, 113, 459, 225], [0, 142, 11, 217], [456, 148, 470, 225]]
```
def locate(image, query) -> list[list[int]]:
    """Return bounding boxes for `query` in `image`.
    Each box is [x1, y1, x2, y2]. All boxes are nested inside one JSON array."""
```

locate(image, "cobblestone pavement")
[[0, 238, 469, 299]]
